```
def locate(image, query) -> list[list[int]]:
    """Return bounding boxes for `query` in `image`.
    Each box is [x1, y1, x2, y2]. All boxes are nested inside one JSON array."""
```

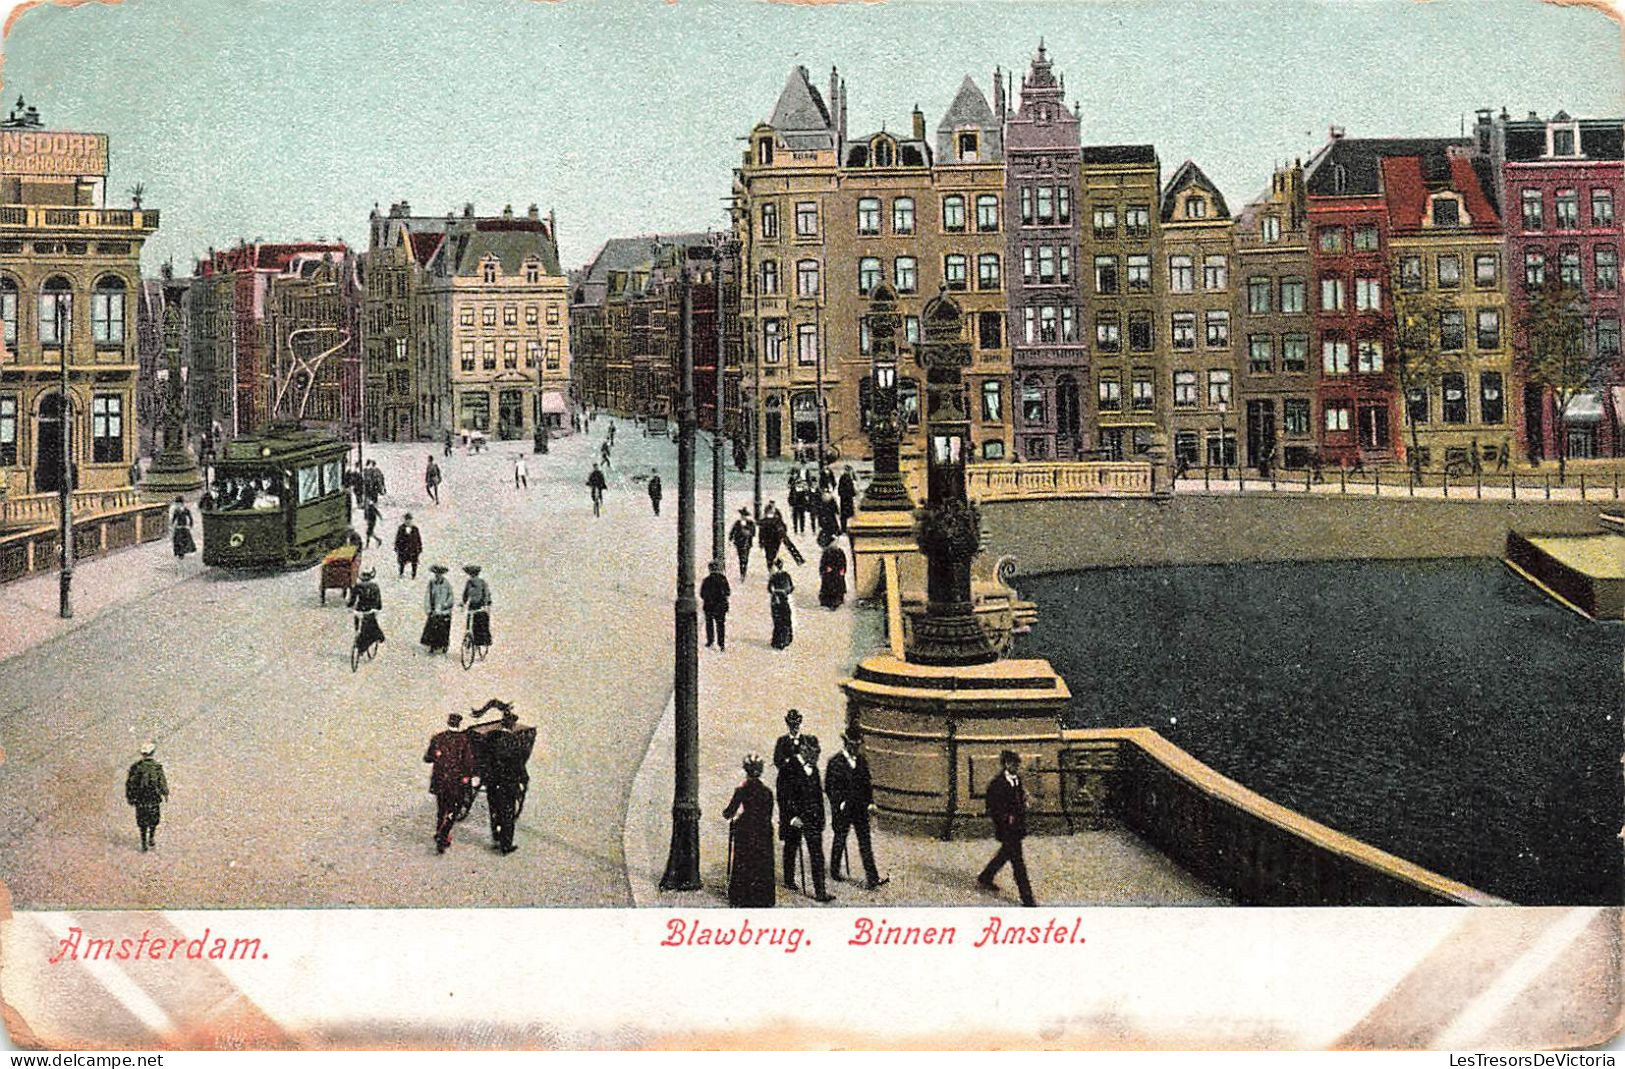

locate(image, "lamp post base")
[[658, 802, 702, 891]]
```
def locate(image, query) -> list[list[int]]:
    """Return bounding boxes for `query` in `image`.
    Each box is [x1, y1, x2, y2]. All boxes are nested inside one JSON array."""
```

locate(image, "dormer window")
[[1185, 196, 1208, 220], [482, 259, 498, 284], [524, 260, 541, 284], [872, 137, 894, 167], [756, 137, 774, 166], [1331, 164, 1348, 194], [1262, 215, 1281, 243], [1550, 125, 1577, 157], [958, 131, 979, 162], [1430, 196, 1461, 227]]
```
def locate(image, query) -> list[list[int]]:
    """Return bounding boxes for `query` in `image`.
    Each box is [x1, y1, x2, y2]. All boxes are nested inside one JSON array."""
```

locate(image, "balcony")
[[0, 205, 159, 232]]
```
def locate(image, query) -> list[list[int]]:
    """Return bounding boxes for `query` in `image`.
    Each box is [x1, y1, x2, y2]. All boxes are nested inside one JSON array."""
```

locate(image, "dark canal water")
[[1016, 559, 1623, 905]]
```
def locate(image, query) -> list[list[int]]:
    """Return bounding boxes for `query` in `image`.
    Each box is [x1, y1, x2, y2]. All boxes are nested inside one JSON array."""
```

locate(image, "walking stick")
[[726, 820, 736, 887], [798, 837, 811, 898]]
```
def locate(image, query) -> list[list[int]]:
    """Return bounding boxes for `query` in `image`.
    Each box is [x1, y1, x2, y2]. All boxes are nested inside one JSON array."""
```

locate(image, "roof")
[[1380, 152, 1500, 230], [1082, 144, 1157, 166], [451, 226, 562, 278], [844, 135, 932, 169], [407, 230, 443, 268], [769, 66, 832, 132], [1160, 160, 1230, 222], [1500, 117, 1624, 162], [935, 76, 1003, 163], [1304, 137, 1469, 197], [580, 233, 714, 286]]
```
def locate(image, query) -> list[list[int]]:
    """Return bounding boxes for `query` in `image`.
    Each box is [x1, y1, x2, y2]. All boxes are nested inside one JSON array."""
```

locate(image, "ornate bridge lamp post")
[[143, 301, 202, 498], [859, 282, 914, 513]]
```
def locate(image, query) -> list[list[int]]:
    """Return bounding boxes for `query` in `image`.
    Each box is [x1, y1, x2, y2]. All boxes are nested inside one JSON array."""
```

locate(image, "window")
[[1168, 255, 1194, 293], [760, 203, 779, 239], [1170, 312, 1196, 350], [482, 340, 496, 369], [526, 340, 541, 368], [1131, 375, 1154, 411], [91, 394, 123, 462], [1023, 379, 1047, 422], [460, 340, 475, 371], [1598, 247, 1619, 292], [1249, 334, 1273, 373], [1019, 188, 1034, 225], [1524, 248, 1546, 287], [1125, 205, 1150, 238], [1552, 127, 1576, 156], [1126, 254, 1150, 292], [1283, 398, 1310, 435], [1318, 227, 1346, 253], [1431, 199, 1460, 227], [1035, 188, 1053, 225], [1205, 310, 1230, 348], [1128, 312, 1153, 352], [1207, 369, 1232, 406], [91, 276, 126, 345], [1035, 246, 1055, 283], [1325, 402, 1351, 432], [1474, 254, 1499, 287], [982, 440, 1005, 460], [1399, 256, 1423, 292], [944, 255, 968, 291], [1173, 431, 1199, 466], [1058, 245, 1071, 282], [1356, 337, 1384, 373], [1320, 276, 1346, 311], [858, 257, 882, 295], [1248, 276, 1272, 314], [1592, 188, 1615, 226], [1522, 190, 1543, 231], [1354, 224, 1380, 251], [1173, 371, 1199, 408], [1185, 196, 1208, 220], [942, 195, 966, 232], [977, 253, 1002, 291], [795, 201, 818, 237], [763, 320, 784, 363], [1322, 335, 1350, 374], [460, 307, 474, 327], [894, 256, 918, 294], [796, 323, 819, 366], [0, 278, 14, 350], [524, 305, 539, 326], [756, 138, 774, 166], [1094, 255, 1119, 294], [858, 319, 872, 357], [482, 305, 496, 327], [978, 311, 1002, 350], [503, 305, 518, 326], [1095, 313, 1121, 352], [1282, 333, 1309, 372], [1057, 187, 1072, 224], [482, 261, 497, 284], [1203, 255, 1228, 291], [1093, 206, 1117, 239], [0, 394, 14, 464], [892, 197, 915, 235], [1555, 189, 1579, 229], [1280, 277, 1306, 314], [857, 198, 881, 235], [796, 259, 820, 298], [460, 392, 489, 431], [1560, 245, 1582, 288], [38, 277, 71, 345], [1096, 374, 1121, 412], [1406, 386, 1429, 425], [1480, 372, 1504, 424], [1439, 309, 1465, 351], [1437, 255, 1461, 289], [905, 316, 920, 345], [1476, 308, 1501, 350], [503, 339, 518, 368], [976, 195, 999, 232], [958, 131, 980, 160], [1598, 318, 1621, 357], [1441, 372, 1467, 423], [760, 259, 780, 295], [1355, 276, 1382, 311], [981, 380, 1002, 422], [1262, 215, 1281, 243], [545, 340, 562, 372], [524, 261, 541, 284]]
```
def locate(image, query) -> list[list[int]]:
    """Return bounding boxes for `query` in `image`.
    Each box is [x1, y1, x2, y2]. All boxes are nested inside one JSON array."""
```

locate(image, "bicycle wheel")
[[460, 631, 476, 670], [476, 642, 489, 662], [366, 640, 379, 661], [351, 640, 361, 673]]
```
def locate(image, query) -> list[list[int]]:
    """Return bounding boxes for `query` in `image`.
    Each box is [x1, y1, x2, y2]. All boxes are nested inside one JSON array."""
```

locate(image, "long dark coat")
[[985, 771, 1029, 843], [424, 729, 475, 799], [723, 778, 776, 907], [776, 759, 825, 840], [125, 757, 168, 828], [395, 523, 423, 564], [171, 507, 196, 558], [818, 544, 847, 608]]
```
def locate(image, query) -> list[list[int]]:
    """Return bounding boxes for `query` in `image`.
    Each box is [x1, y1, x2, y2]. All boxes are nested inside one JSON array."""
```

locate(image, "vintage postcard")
[[0, 0, 1621, 1052]]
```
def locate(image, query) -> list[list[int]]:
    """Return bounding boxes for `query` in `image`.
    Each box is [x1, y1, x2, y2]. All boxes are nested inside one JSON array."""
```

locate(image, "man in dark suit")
[[978, 750, 1036, 906], [825, 731, 887, 890], [772, 709, 818, 772], [777, 736, 834, 902], [424, 713, 476, 854], [485, 711, 530, 854]]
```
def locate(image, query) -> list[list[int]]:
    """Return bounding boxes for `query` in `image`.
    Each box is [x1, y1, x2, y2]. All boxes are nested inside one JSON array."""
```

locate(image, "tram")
[[201, 423, 354, 568]]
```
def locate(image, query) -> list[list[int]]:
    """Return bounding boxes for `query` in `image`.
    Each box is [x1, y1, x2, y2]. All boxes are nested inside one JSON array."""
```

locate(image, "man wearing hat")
[[484, 710, 530, 854], [699, 560, 731, 651], [978, 750, 1036, 907], [461, 564, 493, 649], [125, 742, 169, 852], [777, 735, 834, 901], [420, 564, 455, 653], [394, 512, 423, 579], [348, 567, 386, 653], [826, 731, 887, 889], [424, 713, 476, 853], [728, 507, 756, 579], [646, 468, 663, 516], [773, 709, 818, 772]]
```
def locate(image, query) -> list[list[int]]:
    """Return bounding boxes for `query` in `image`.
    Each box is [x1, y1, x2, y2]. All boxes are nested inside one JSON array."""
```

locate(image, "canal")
[[1016, 558, 1622, 905]]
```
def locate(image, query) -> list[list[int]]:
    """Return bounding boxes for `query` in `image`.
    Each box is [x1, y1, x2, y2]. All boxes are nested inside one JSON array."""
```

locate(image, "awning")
[[541, 391, 569, 415], [1564, 390, 1603, 424]]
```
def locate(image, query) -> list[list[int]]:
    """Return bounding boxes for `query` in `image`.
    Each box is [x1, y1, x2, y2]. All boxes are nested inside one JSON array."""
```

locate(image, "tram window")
[[323, 460, 343, 496], [298, 466, 321, 504]]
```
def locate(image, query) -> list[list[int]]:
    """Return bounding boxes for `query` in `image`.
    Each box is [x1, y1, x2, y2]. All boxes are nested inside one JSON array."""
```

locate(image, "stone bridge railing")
[[964, 461, 1157, 502], [0, 488, 140, 530]]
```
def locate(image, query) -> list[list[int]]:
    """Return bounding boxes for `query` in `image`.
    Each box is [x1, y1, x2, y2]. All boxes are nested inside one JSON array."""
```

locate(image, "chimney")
[[548, 208, 557, 242], [527, 203, 540, 221], [838, 73, 848, 146], [912, 105, 926, 143], [1528, 111, 1540, 122], [399, 200, 410, 216], [829, 66, 839, 127], [502, 204, 514, 220], [993, 65, 1004, 121], [1329, 125, 1346, 140], [463, 203, 474, 218]]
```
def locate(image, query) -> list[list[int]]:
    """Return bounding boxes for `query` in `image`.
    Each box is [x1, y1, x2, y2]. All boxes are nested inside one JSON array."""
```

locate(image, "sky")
[[1, 0, 1622, 273]]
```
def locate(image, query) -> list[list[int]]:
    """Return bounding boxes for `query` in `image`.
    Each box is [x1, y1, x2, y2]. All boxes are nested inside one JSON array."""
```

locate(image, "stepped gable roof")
[[1160, 160, 1230, 222], [769, 65, 833, 132], [1304, 136, 1468, 197], [1380, 151, 1501, 229], [1081, 144, 1156, 166]]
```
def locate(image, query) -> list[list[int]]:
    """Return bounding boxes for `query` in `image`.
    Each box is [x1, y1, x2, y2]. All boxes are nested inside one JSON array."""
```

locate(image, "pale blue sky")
[[3, 0, 1621, 271]]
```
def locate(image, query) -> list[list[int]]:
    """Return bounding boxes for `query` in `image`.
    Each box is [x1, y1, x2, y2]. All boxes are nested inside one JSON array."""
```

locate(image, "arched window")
[[39, 276, 72, 346], [872, 138, 894, 167], [92, 275, 127, 345], [0, 276, 17, 351]]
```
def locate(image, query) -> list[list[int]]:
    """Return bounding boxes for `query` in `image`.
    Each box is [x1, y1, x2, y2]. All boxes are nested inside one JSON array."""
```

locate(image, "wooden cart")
[[319, 544, 362, 604]]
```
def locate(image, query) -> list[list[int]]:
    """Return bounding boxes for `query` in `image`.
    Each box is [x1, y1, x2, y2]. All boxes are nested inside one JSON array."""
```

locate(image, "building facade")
[[0, 104, 157, 499], [1160, 160, 1238, 470]]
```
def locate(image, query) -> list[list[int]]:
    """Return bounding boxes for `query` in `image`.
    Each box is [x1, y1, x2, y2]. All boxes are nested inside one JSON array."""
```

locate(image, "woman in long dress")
[[722, 755, 776, 907], [767, 560, 795, 649], [420, 564, 454, 653], [169, 497, 197, 560], [817, 532, 847, 610]]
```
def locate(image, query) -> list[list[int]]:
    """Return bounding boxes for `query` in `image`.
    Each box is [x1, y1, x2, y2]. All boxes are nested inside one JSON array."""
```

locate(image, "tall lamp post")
[[860, 282, 914, 512], [660, 253, 702, 891], [710, 229, 737, 570], [1217, 400, 1229, 482], [57, 314, 73, 620]]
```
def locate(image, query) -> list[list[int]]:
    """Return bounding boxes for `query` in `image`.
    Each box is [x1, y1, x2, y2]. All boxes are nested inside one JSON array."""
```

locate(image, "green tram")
[[202, 423, 353, 568]]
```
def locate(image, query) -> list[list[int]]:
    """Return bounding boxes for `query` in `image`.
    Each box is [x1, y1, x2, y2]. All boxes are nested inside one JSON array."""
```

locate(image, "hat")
[[785, 709, 803, 726], [447, 713, 463, 727], [139, 741, 156, 756], [403, 512, 413, 522], [999, 749, 1022, 766], [742, 754, 765, 777], [500, 711, 518, 726], [360, 568, 376, 580], [817, 531, 833, 547], [430, 564, 449, 574], [739, 507, 750, 516], [708, 560, 722, 572], [463, 564, 481, 576], [842, 729, 861, 747]]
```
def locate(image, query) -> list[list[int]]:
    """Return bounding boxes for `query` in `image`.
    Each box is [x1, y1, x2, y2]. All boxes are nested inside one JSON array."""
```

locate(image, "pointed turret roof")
[[936, 76, 1002, 163], [769, 65, 833, 132]]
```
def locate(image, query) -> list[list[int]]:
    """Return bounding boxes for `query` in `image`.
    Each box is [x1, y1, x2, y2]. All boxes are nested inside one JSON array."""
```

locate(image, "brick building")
[[1161, 160, 1238, 471]]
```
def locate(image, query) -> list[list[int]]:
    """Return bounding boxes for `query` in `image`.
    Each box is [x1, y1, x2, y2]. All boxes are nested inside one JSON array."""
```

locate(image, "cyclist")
[[348, 567, 385, 656], [461, 564, 493, 652]]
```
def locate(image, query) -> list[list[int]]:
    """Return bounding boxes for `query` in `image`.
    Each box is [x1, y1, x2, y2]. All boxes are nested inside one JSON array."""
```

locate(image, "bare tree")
[[1517, 275, 1598, 483], [1390, 260, 1463, 478]]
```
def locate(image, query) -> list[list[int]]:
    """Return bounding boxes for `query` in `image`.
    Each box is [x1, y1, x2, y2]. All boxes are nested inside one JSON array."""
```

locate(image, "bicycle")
[[460, 608, 491, 670], [351, 610, 382, 672]]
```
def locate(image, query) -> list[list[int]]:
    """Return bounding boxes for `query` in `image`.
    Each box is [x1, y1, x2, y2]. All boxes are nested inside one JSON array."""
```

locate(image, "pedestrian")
[[485, 708, 529, 854], [1497, 437, 1510, 473], [700, 559, 730, 651], [819, 466, 835, 494], [365, 459, 386, 503], [424, 713, 475, 854], [773, 708, 817, 772], [1311, 452, 1325, 484], [129, 457, 142, 488], [1470, 437, 1484, 476], [587, 464, 608, 517], [348, 567, 386, 653], [443, 431, 453, 458], [837, 466, 857, 532], [647, 469, 663, 516], [777, 735, 834, 902], [723, 754, 776, 907], [816, 489, 841, 542], [514, 454, 528, 490], [607, 421, 617, 447], [124, 741, 169, 853], [789, 473, 807, 535], [759, 502, 785, 568], [363, 498, 383, 548], [600, 440, 612, 468], [817, 531, 847, 610], [733, 438, 748, 473], [768, 558, 795, 649], [826, 731, 887, 889], [420, 564, 454, 653], [170, 496, 197, 562], [977, 750, 1036, 907], [461, 564, 493, 649], [394, 513, 422, 578], [425, 456, 442, 504], [729, 507, 756, 579]]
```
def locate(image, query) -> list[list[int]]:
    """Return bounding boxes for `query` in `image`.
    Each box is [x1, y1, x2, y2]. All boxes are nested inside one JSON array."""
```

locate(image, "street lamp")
[[860, 282, 913, 511], [57, 311, 73, 620], [710, 228, 738, 571]]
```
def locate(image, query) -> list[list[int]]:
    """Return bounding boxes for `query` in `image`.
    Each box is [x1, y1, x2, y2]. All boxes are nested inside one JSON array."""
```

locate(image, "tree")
[[1390, 261, 1463, 478], [1517, 275, 1598, 483]]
